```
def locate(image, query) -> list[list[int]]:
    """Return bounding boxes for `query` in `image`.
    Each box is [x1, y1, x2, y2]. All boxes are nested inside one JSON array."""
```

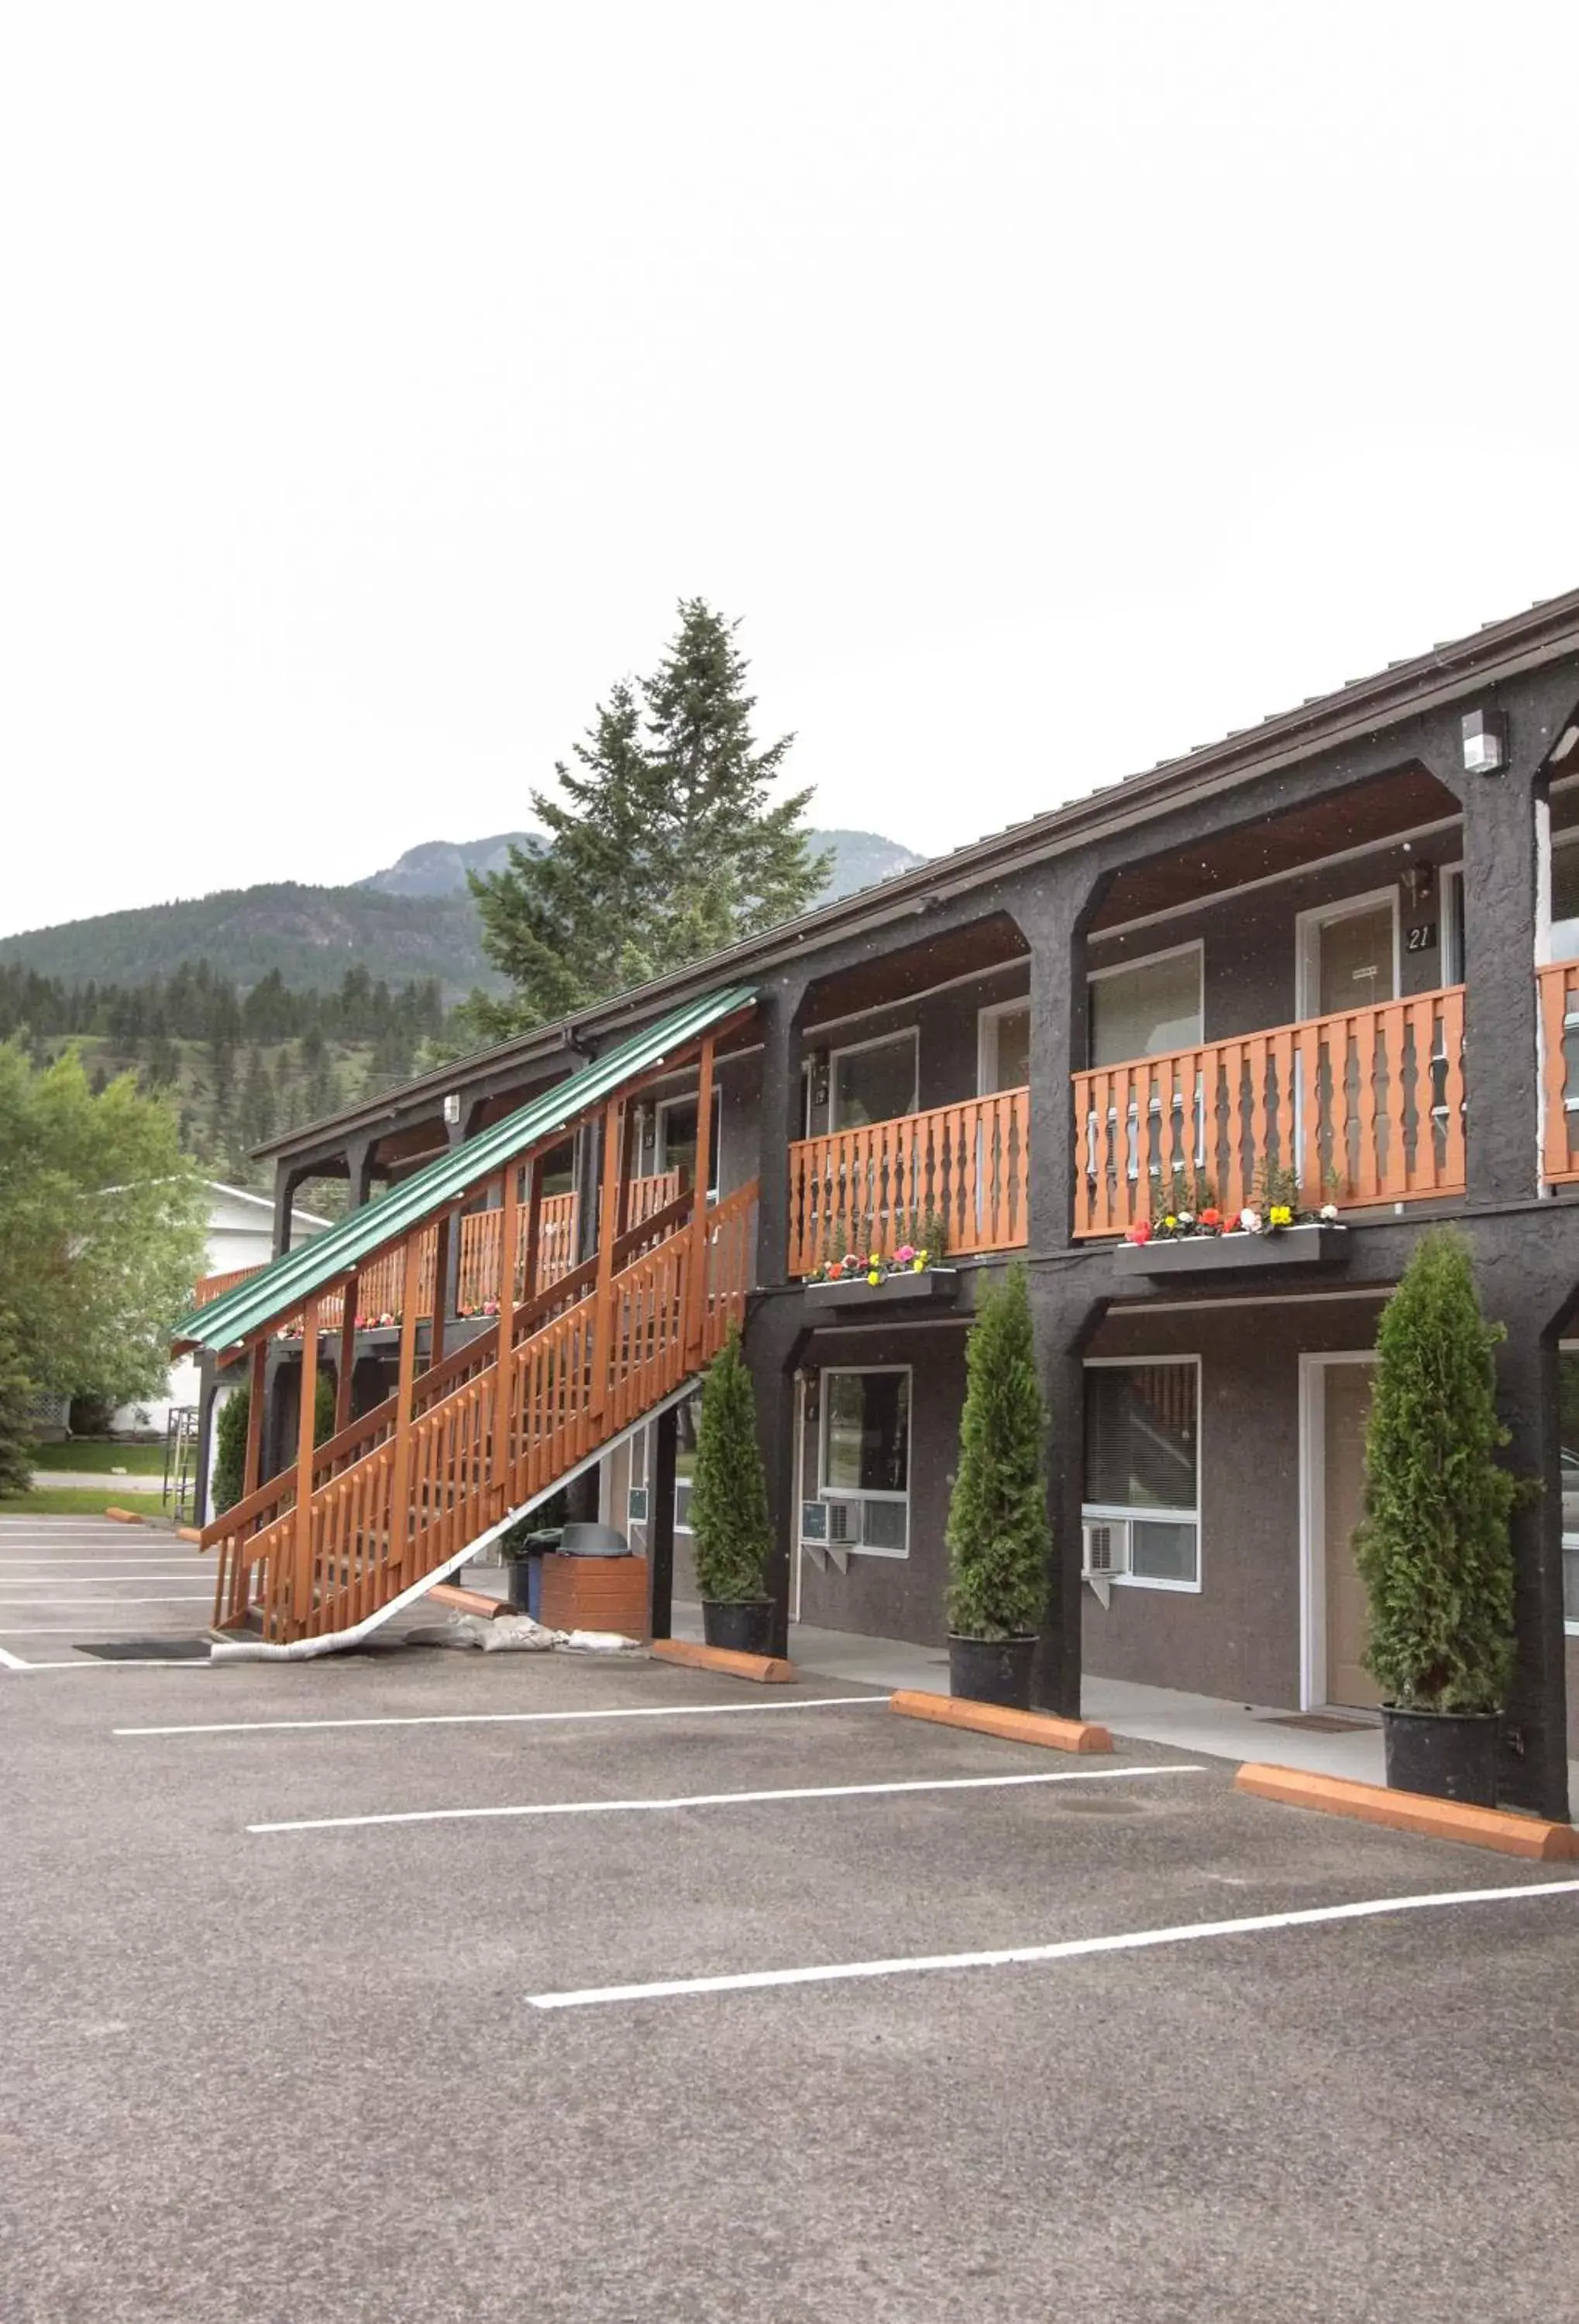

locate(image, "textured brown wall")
[[1080, 1295, 1390, 1708]]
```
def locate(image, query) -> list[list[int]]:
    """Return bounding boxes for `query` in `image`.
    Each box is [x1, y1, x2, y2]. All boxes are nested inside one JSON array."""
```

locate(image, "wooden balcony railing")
[[787, 1090, 1030, 1277], [1072, 985, 1466, 1238], [1539, 962, 1579, 1186]]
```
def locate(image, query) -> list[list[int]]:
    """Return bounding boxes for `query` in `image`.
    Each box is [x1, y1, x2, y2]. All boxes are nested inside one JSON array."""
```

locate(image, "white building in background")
[[107, 1181, 328, 1437]]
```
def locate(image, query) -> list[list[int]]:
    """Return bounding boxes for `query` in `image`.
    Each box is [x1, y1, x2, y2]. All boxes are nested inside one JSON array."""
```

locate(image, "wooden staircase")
[[204, 1181, 756, 1645]]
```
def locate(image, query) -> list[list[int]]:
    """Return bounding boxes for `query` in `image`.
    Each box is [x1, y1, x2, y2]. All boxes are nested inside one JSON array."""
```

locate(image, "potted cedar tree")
[[690, 1325, 776, 1655], [945, 1264, 1051, 1709], [1354, 1228, 1519, 1807]]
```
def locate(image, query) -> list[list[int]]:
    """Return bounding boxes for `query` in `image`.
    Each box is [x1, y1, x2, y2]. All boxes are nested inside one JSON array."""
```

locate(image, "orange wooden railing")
[[1539, 963, 1579, 1187], [190, 1263, 265, 1308], [205, 1181, 757, 1643], [786, 1090, 1030, 1275], [456, 1191, 580, 1308], [1071, 985, 1466, 1238]]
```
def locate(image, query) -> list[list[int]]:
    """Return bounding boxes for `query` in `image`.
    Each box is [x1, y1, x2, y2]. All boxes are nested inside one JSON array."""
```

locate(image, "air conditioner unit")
[[824, 1497, 864, 1547], [1082, 1518, 1130, 1579]]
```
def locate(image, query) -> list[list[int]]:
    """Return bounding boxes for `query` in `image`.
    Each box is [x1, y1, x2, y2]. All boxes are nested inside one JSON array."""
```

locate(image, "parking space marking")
[[115, 1693, 890, 1739], [527, 1875, 1579, 2009], [0, 1595, 213, 1607], [0, 1642, 30, 1670], [249, 1762, 1204, 1834]]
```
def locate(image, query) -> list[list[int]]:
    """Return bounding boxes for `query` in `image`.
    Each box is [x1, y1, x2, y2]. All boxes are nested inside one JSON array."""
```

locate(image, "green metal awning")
[[172, 983, 756, 1356]]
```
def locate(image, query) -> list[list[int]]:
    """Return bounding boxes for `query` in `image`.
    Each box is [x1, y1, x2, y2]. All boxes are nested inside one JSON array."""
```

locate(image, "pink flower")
[[1126, 1221, 1152, 1245], [894, 1243, 917, 1265]]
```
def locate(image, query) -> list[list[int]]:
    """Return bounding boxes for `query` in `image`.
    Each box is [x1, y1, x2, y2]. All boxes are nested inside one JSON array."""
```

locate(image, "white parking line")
[[0, 1642, 30, 1670], [0, 1596, 213, 1607], [4, 1657, 215, 1672], [115, 1694, 892, 1739], [527, 1875, 1579, 2010], [249, 1762, 1205, 1834]]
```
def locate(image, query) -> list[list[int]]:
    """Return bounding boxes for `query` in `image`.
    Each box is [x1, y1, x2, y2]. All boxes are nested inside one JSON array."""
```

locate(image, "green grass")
[[0, 1487, 174, 1517], [29, 1440, 167, 1475]]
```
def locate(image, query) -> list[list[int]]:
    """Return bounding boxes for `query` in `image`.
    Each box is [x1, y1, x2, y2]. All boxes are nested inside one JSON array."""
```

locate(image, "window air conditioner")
[[1082, 1519, 1130, 1579], [824, 1497, 865, 1547]]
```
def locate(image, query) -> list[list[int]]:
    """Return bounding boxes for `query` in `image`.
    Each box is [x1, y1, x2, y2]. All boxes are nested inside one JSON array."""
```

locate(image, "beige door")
[[1313, 902, 1397, 1017], [1323, 1361, 1380, 1707]]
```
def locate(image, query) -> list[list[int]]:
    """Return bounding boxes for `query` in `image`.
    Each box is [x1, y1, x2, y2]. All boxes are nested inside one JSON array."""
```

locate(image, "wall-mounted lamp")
[[1400, 861, 1433, 911], [442, 1092, 462, 1126], [1462, 707, 1507, 775], [810, 1051, 831, 1107]]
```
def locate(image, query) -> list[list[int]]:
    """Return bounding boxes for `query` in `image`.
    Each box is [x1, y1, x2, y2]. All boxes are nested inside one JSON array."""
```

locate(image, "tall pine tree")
[[463, 603, 830, 1040]]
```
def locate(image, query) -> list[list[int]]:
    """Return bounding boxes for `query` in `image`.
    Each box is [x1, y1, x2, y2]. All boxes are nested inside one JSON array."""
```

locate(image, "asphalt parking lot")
[[5, 1519, 1579, 2323]]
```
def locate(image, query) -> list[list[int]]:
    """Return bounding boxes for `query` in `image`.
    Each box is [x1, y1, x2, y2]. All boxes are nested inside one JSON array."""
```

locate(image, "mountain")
[[0, 828, 926, 1003], [359, 827, 924, 905]]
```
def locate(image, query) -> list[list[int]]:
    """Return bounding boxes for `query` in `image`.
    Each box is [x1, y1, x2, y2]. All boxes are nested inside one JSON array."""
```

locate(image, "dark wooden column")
[[647, 1405, 679, 1642]]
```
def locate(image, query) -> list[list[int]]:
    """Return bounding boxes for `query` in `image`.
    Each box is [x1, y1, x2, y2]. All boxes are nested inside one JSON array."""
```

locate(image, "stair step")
[[425, 1582, 511, 1619]]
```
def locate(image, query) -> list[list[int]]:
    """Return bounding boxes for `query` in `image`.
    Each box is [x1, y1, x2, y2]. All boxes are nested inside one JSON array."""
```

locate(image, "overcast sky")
[[4, 4, 1577, 941]]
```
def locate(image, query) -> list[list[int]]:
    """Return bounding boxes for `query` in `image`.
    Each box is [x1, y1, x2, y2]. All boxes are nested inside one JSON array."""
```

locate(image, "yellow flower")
[[917, 1249, 929, 1266], [1164, 1215, 1177, 1229], [912, 1257, 925, 1271], [1270, 1204, 1292, 1226], [867, 1269, 882, 1286]]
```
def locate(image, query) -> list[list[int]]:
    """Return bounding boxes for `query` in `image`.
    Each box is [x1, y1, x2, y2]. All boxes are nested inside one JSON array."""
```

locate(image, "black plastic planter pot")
[[948, 1633, 1037, 1710], [702, 1598, 774, 1655], [1381, 1705, 1500, 1807]]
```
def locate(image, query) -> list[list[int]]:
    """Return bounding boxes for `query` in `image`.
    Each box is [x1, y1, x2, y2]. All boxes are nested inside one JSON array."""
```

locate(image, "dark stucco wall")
[[1078, 1294, 1392, 1707], [1084, 830, 1460, 1044], [1567, 1635, 1579, 1753], [793, 1320, 972, 1648]]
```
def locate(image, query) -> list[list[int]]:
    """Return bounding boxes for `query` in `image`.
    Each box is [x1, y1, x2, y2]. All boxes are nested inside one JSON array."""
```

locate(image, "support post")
[[291, 1298, 320, 1624], [490, 1164, 520, 1507], [430, 1217, 450, 1370], [590, 1094, 627, 1422], [389, 1236, 425, 1583], [192, 1356, 218, 1530], [335, 1273, 358, 1434], [647, 1408, 679, 1642], [521, 1160, 545, 1301], [685, 1035, 717, 1361]]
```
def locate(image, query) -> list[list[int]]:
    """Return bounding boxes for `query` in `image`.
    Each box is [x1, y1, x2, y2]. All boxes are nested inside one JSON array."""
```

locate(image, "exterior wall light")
[[1462, 708, 1507, 775], [442, 1092, 462, 1126]]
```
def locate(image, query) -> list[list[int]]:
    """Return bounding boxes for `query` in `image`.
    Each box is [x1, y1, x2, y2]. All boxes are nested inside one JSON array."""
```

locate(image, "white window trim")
[[1439, 860, 1464, 988], [655, 1090, 721, 1200], [818, 1363, 912, 1559], [1297, 1351, 1377, 1707], [1542, 823, 1579, 969], [827, 1026, 919, 1133], [977, 995, 1031, 1096], [1294, 885, 1402, 1023], [1085, 939, 1205, 1070], [1082, 1354, 1202, 1593], [1557, 1339, 1579, 1638]]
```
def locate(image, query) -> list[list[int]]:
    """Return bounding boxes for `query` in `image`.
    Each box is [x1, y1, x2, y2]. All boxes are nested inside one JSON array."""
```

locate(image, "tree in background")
[[0, 1041, 205, 1408], [212, 1370, 335, 1514], [465, 601, 829, 1040], [0, 1312, 35, 1495]]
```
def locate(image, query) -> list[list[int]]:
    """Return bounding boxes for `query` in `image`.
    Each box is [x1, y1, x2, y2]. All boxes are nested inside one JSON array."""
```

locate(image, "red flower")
[[1199, 1208, 1221, 1229], [1125, 1221, 1152, 1245]]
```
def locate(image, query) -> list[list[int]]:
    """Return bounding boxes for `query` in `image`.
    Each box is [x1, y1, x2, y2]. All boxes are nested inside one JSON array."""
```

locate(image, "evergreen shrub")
[[689, 1326, 772, 1603], [945, 1264, 1050, 1639]]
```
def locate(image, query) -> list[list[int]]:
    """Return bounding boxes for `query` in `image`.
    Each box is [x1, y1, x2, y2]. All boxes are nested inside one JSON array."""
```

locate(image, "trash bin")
[[507, 1527, 563, 1618], [558, 1521, 629, 1558]]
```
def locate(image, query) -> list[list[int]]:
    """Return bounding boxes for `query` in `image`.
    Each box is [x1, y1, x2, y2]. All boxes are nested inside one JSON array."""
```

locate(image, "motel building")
[[177, 589, 1579, 1824]]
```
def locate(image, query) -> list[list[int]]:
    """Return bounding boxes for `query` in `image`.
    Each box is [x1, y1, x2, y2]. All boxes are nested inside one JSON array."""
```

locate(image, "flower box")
[[1113, 1222, 1349, 1281], [804, 1265, 961, 1311]]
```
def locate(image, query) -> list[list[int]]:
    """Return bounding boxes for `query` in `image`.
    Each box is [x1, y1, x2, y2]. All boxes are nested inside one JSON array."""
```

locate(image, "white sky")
[[4, 3, 1577, 941]]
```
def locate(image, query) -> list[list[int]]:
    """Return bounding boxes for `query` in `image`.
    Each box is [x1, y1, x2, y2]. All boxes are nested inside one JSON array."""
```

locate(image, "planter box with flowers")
[[1113, 1198, 1349, 1281], [805, 1241, 960, 1311]]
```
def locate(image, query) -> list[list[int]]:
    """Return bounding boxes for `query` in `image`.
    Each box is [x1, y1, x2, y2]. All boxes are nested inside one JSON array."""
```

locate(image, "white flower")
[[1177, 1210, 1194, 1226], [1319, 1202, 1339, 1222], [1237, 1206, 1261, 1232]]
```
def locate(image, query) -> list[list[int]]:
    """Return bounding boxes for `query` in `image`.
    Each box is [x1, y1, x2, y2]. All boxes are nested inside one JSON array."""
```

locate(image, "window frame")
[[655, 1088, 721, 1200], [1558, 1339, 1579, 1637], [1085, 939, 1205, 1070], [1082, 1353, 1203, 1593], [827, 1026, 920, 1133], [1294, 885, 1402, 1023], [977, 993, 1032, 1095], [817, 1363, 913, 1559]]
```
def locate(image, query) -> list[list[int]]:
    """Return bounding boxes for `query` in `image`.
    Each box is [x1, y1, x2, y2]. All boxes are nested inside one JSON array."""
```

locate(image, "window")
[[1088, 947, 1202, 1068], [655, 1094, 721, 1198], [1552, 837, 1579, 965], [819, 1368, 910, 1556], [830, 1030, 918, 1130], [979, 999, 1030, 1094], [1560, 1347, 1579, 1632], [1083, 1359, 1201, 1588]]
